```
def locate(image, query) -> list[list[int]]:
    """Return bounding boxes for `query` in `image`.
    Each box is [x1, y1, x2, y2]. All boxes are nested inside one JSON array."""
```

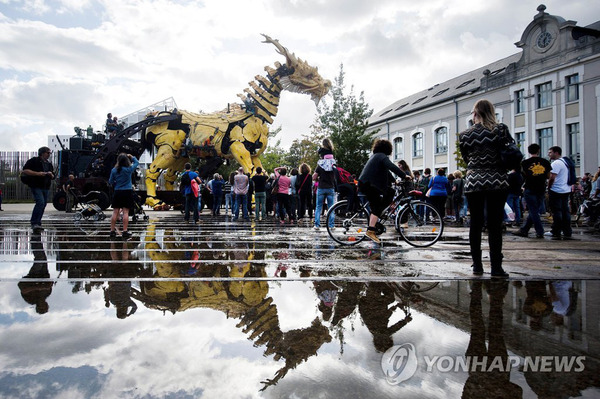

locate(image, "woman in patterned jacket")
[[459, 99, 510, 277]]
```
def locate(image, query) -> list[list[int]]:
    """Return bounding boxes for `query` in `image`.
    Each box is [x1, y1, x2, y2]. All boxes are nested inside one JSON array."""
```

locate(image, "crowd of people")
[[177, 139, 346, 227], [21, 98, 599, 280]]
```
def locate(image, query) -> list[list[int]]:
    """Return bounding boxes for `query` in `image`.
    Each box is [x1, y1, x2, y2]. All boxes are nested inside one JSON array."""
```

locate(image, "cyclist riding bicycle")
[[358, 139, 406, 243]]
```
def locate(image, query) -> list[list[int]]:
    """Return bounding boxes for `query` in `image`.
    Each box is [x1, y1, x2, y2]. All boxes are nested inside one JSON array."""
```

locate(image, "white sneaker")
[[313, 226, 321, 231]]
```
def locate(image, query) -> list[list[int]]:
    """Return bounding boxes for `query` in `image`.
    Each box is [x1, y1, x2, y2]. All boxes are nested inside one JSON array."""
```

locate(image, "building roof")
[[368, 53, 522, 126], [369, 5, 600, 127]]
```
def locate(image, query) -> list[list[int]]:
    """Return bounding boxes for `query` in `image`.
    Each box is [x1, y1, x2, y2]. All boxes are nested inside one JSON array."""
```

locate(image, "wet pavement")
[[1, 203, 599, 398]]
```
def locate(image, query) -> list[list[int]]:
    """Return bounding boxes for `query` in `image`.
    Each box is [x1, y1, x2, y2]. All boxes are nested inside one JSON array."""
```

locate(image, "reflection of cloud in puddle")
[[0, 281, 498, 398]]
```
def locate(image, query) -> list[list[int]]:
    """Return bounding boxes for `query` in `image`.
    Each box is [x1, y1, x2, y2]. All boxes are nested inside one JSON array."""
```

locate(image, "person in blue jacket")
[[109, 153, 139, 238], [428, 168, 449, 219]]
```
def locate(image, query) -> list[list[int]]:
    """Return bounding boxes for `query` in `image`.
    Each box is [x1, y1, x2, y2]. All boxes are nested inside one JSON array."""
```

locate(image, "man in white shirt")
[[233, 167, 249, 221], [547, 146, 572, 239]]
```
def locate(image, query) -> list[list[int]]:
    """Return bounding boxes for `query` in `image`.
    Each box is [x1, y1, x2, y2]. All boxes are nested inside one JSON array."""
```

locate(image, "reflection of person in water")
[[462, 280, 522, 398], [104, 240, 137, 319], [314, 280, 339, 321], [18, 232, 52, 314], [358, 282, 412, 353], [331, 282, 364, 327], [549, 281, 576, 326], [522, 281, 553, 331]]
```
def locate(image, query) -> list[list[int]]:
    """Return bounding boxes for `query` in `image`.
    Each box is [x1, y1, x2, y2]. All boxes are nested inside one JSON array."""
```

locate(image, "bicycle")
[[326, 183, 444, 246]]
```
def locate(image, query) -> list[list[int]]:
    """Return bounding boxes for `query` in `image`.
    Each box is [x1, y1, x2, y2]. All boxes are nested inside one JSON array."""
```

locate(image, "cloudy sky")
[[1, 0, 598, 152]]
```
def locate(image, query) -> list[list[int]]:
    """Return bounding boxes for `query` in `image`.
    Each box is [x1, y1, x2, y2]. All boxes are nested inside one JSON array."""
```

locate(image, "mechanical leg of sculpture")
[[145, 124, 188, 209]]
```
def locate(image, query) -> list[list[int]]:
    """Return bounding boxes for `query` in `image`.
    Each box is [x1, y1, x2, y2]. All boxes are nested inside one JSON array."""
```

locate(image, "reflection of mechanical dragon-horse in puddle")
[[133, 225, 332, 390], [142, 34, 331, 209]]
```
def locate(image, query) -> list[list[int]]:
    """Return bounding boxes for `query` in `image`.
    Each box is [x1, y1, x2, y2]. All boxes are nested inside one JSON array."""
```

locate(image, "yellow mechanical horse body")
[[143, 35, 331, 209]]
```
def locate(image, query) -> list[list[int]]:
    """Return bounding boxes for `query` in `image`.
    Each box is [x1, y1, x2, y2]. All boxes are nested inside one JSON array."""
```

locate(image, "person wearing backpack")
[[181, 163, 200, 224], [417, 168, 431, 192], [22, 146, 55, 231], [335, 165, 356, 214], [547, 146, 573, 239]]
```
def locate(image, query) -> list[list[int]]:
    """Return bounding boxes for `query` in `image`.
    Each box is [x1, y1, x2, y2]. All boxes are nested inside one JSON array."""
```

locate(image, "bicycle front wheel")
[[396, 201, 443, 247], [326, 200, 369, 245]]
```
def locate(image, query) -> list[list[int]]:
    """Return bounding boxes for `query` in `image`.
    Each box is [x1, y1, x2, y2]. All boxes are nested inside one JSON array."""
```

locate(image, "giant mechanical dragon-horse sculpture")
[[142, 34, 331, 209]]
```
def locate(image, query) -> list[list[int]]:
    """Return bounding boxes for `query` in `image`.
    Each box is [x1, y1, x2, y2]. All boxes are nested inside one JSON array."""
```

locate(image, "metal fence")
[[0, 151, 58, 201]]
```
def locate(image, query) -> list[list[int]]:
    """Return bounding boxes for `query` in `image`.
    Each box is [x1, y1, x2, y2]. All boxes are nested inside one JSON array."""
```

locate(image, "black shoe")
[[472, 264, 484, 276], [110, 231, 117, 239], [122, 231, 132, 239], [535, 234, 544, 239], [544, 232, 561, 240], [491, 269, 509, 278], [511, 230, 528, 238]]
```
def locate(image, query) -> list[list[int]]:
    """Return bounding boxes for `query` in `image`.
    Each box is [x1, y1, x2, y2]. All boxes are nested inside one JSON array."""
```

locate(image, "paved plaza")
[[0, 203, 598, 281], [1, 203, 599, 398]]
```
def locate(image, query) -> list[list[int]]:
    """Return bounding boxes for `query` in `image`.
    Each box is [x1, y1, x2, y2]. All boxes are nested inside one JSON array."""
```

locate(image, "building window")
[[515, 131, 525, 151], [412, 132, 423, 158], [393, 137, 403, 160], [567, 123, 580, 166], [537, 127, 553, 156], [515, 89, 525, 114], [536, 82, 552, 109], [566, 74, 579, 102], [434, 127, 448, 154]]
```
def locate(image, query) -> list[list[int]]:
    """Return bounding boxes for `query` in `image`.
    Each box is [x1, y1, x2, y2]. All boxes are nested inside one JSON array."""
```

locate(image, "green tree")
[[314, 64, 377, 175], [260, 126, 288, 174], [285, 131, 323, 171], [453, 135, 467, 171]]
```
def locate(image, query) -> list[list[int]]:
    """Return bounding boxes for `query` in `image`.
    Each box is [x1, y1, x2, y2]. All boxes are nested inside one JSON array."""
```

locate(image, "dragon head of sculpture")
[[262, 34, 331, 106]]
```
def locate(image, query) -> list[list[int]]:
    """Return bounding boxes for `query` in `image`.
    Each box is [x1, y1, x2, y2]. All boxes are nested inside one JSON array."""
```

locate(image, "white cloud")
[[0, 0, 599, 152]]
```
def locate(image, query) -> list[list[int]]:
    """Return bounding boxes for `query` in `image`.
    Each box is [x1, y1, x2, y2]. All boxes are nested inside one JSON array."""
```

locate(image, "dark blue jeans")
[[520, 189, 545, 236], [234, 193, 248, 219], [185, 194, 199, 222], [549, 190, 572, 237], [30, 187, 49, 226], [212, 194, 222, 215], [506, 193, 521, 225]]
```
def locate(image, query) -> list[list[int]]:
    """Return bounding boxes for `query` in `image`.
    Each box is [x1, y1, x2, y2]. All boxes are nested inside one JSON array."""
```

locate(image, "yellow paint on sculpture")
[[142, 34, 331, 208]]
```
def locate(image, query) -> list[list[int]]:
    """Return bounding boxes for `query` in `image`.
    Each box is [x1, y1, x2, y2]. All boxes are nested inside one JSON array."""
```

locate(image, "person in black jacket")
[[459, 99, 510, 277], [22, 147, 54, 231], [358, 139, 406, 243], [296, 163, 313, 219]]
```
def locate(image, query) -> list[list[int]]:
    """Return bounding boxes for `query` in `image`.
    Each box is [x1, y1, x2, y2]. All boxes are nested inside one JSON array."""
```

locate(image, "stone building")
[[367, 5, 600, 176]]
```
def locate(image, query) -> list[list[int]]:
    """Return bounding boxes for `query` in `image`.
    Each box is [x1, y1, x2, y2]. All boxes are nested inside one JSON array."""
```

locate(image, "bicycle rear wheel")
[[396, 201, 443, 247], [326, 200, 369, 245]]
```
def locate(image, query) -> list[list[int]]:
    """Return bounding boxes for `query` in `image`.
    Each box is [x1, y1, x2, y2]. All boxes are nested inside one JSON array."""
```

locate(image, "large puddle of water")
[[1, 223, 599, 398]]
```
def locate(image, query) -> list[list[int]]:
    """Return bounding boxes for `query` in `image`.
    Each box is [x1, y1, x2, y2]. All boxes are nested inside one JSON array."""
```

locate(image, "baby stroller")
[[73, 199, 106, 221], [68, 188, 106, 221], [131, 191, 149, 222]]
